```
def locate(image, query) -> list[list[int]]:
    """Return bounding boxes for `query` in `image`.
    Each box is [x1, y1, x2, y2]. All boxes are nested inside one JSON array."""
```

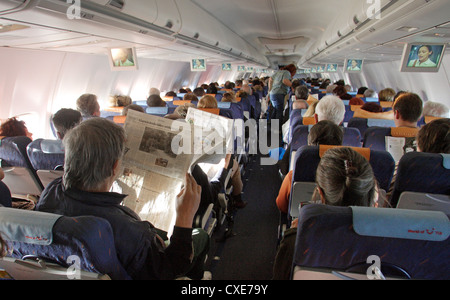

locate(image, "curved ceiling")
[[0, 0, 449, 70]]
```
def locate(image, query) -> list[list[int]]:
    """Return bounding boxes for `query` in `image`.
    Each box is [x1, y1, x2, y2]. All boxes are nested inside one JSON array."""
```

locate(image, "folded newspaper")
[[115, 109, 234, 234]]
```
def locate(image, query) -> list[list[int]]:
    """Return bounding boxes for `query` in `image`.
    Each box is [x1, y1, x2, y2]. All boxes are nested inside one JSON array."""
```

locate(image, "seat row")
[[287, 146, 449, 280]]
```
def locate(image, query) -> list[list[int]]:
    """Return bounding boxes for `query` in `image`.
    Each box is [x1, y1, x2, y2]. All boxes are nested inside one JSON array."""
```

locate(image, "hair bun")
[[344, 160, 358, 177]]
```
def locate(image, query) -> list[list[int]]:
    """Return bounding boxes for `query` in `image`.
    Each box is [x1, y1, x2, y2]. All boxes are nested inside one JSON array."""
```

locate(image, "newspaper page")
[[185, 107, 235, 160], [115, 110, 194, 234], [115, 109, 233, 234], [385, 136, 417, 163]]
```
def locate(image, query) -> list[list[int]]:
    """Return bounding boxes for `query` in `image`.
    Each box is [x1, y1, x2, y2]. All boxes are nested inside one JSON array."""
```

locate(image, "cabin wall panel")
[[0, 47, 240, 138]]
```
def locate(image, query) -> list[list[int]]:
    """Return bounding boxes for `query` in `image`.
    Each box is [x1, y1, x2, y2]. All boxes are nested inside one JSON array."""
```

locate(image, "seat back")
[[26, 139, 65, 189], [0, 207, 130, 280], [0, 136, 44, 194], [348, 118, 395, 138], [390, 152, 450, 207], [0, 136, 33, 168], [292, 145, 395, 192], [293, 204, 450, 280], [363, 127, 418, 155], [27, 139, 65, 170], [397, 192, 450, 215], [290, 126, 362, 154]]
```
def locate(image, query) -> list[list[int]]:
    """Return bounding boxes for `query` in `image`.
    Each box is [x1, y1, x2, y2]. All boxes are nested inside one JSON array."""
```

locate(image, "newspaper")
[[115, 109, 233, 234], [385, 136, 417, 163]]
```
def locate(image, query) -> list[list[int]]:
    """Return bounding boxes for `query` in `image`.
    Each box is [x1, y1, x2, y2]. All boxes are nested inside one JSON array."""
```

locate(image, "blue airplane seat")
[[390, 152, 450, 208], [293, 204, 449, 280], [27, 139, 65, 171], [0, 207, 131, 280], [292, 145, 395, 192], [0, 136, 44, 194]]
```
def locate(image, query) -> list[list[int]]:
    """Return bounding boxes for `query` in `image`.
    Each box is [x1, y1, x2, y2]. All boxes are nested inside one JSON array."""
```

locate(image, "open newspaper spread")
[[115, 109, 234, 234]]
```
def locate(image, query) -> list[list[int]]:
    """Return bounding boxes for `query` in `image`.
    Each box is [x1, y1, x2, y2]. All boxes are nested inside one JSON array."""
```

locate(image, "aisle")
[[207, 154, 282, 280]]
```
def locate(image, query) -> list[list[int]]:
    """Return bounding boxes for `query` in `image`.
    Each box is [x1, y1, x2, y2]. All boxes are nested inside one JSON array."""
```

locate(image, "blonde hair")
[[198, 95, 218, 108]]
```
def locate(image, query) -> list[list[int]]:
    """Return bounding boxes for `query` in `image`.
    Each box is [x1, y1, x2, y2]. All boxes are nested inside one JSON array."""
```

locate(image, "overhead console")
[[0, 0, 269, 67]]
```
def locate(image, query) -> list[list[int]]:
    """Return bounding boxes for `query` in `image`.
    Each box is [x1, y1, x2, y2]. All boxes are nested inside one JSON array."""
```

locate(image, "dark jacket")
[[36, 178, 194, 280]]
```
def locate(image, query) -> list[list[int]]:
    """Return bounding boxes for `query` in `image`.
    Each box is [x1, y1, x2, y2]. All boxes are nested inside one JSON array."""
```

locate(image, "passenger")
[[268, 64, 297, 121], [292, 86, 309, 110], [363, 88, 377, 98], [333, 85, 352, 100], [360, 102, 383, 113], [121, 104, 145, 116], [314, 95, 346, 125], [416, 118, 450, 154], [387, 92, 423, 199], [206, 83, 217, 95], [0, 117, 33, 140], [221, 92, 235, 103], [183, 93, 199, 102], [76, 93, 100, 120], [276, 120, 344, 214], [193, 87, 205, 98], [349, 97, 365, 106], [175, 97, 246, 209], [326, 84, 337, 94], [197, 95, 218, 109], [378, 88, 396, 102], [357, 86, 368, 95], [52, 108, 83, 140], [422, 101, 449, 118], [43, 108, 83, 154], [393, 92, 423, 129], [278, 97, 342, 176], [36, 118, 210, 280], [146, 94, 167, 108], [149, 87, 161, 96], [165, 91, 177, 98], [164, 103, 195, 120], [109, 95, 132, 107], [273, 147, 381, 280]]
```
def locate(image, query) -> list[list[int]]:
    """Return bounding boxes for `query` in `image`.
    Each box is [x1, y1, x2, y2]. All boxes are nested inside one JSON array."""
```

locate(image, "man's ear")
[[314, 113, 319, 124], [56, 131, 64, 140], [317, 187, 326, 204], [112, 160, 121, 176]]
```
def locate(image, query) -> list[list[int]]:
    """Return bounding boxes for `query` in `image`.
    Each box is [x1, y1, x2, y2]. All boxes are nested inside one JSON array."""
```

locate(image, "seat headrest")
[[217, 102, 231, 109], [40, 140, 64, 154], [0, 207, 62, 245], [145, 106, 169, 115], [390, 127, 418, 137], [351, 206, 449, 242], [319, 145, 370, 161], [366, 119, 395, 127]]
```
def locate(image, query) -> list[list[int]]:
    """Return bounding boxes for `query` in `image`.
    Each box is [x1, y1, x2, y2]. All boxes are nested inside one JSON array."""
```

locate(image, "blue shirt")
[[36, 178, 194, 280]]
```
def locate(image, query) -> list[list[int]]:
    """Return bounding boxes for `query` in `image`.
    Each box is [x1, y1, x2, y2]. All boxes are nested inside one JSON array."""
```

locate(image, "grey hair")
[[423, 101, 449, 118], [76, 93, 100, 117], [63, 118, 125, 191], [363, 89, 377, 98], [295, 85, 309, 100], [315, 95, 346, 125]]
